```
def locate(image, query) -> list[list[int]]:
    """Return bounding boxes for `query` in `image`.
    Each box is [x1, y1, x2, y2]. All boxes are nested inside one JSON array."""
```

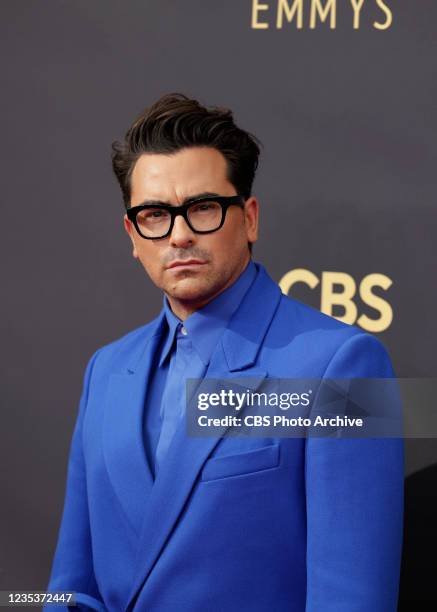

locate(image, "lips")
[[166, 259, 207, 269]]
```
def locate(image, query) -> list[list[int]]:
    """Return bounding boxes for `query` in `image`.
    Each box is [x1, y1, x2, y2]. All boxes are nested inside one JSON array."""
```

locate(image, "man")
[[46, 93, 404, 611]]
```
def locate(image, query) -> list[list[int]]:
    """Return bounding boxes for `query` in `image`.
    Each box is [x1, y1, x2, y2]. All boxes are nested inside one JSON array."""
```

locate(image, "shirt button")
[[181, 326, 188, 336]]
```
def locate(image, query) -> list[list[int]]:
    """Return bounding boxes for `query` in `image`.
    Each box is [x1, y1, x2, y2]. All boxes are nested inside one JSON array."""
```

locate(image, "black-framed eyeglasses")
[[126, 195, 246, 239]]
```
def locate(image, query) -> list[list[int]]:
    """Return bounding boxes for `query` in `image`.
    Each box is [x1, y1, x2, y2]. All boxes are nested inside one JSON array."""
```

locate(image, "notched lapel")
[[126, 348, 267, 611], [103, 330, 162, 537]]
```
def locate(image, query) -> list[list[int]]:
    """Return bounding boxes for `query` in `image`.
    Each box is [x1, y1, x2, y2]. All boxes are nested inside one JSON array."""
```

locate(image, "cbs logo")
[[279, 269, 393, 333]]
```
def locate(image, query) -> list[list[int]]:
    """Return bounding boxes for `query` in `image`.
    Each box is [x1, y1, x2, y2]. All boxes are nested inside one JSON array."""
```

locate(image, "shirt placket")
[[155, 324, 191, 471]]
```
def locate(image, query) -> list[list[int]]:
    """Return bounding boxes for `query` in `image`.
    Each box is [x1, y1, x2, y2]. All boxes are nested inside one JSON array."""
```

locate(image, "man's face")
[[124, 146, 259, 317]]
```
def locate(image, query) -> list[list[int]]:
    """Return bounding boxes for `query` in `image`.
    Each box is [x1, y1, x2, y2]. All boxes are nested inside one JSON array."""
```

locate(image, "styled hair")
[[111, 93, 262, 209]]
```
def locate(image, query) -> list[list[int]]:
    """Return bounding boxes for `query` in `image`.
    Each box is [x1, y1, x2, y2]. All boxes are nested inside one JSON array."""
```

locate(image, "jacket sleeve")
[[305, 333, 404, 612], [44, 350, 106, 612]]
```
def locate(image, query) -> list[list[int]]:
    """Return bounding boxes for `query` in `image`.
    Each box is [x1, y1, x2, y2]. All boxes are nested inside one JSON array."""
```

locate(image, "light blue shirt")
[[143, 260, 258, 477]]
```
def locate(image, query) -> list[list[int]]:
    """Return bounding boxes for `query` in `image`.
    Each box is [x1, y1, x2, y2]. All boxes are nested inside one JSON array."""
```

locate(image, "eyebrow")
[[136, 191, 221, 207]]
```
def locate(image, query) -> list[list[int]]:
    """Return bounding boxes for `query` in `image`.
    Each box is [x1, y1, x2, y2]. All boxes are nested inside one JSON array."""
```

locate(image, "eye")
[[138, 208, 170, 222], [190, 201, 220, 214]]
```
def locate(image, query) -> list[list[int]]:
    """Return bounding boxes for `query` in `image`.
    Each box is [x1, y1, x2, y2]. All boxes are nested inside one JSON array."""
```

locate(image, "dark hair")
[[111, 93, 262, 210]]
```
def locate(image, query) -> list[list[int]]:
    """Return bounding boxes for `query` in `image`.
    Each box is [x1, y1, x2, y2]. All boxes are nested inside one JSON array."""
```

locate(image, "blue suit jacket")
[[46, 264, 404, 611]]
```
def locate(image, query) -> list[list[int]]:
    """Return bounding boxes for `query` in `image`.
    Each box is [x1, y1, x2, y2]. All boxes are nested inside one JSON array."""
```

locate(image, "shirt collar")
[[159, 259, 258, 367], [159, 298, 180, 367]]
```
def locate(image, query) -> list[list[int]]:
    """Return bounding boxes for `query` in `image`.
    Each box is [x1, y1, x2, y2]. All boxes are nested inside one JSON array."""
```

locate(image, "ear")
[[123, 214, 139, 259], [243, 196, 259, 244]]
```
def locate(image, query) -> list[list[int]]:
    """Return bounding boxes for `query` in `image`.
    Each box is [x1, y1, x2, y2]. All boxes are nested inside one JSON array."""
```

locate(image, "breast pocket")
[[200, 443, 280, 482]]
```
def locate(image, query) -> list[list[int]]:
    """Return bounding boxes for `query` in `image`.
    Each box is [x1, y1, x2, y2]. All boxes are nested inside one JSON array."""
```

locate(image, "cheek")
[[136, 247, 162, 280], [217, 223, 247, 253]]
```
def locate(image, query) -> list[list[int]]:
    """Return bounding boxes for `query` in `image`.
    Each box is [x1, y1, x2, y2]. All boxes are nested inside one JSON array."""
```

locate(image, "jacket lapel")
[[103, 312, 166, 536], [125, 265, 282, 610]]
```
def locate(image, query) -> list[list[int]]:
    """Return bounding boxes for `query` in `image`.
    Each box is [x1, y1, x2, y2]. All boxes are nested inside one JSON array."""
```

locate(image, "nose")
[[168, 214, 196, 248]]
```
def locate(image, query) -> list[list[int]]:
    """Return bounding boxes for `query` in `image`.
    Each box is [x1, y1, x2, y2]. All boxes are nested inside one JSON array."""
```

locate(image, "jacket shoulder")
[[88, 313, 163, 373], [277, 291, 360, 336], [265, 292, 393, 375]]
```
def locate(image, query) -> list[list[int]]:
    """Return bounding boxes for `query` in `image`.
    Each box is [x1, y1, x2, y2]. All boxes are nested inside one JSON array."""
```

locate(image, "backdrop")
[[1, 1, 436, 607]]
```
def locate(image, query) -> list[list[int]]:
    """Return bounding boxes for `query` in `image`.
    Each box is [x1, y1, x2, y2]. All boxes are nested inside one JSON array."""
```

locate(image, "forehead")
[[130, 146, 232, 206]]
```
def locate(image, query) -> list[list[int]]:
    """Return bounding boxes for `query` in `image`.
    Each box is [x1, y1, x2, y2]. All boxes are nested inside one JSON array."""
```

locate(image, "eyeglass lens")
[[136, 200, 223, 237]]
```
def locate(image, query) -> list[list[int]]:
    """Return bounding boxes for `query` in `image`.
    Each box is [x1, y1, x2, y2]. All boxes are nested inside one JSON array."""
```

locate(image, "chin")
[[167, 278, 209, 301]]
